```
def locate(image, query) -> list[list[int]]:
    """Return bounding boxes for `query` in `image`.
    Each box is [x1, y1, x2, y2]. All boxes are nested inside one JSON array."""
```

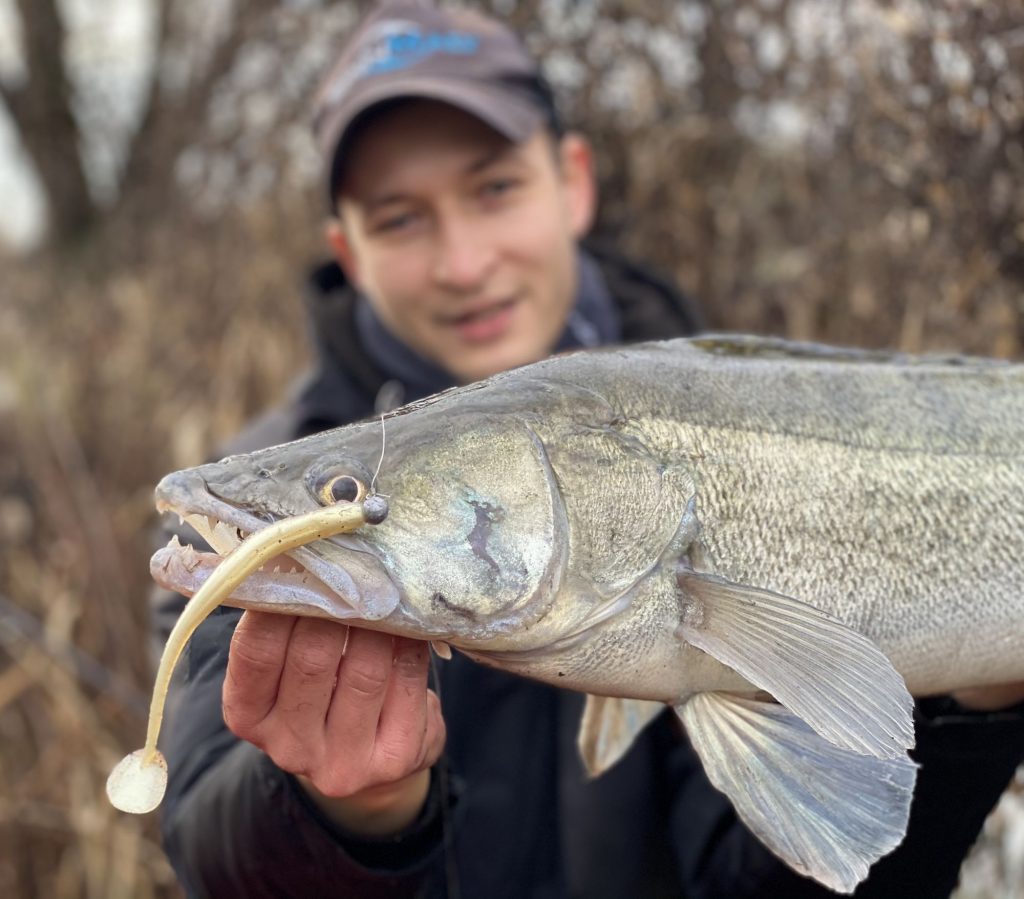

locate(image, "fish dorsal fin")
[[690, 333, 901, 362], [676, 571, 913, 759], [688, 333, 1016, 370], [577, 695, 665, 777], [676, 694, 917, 893]]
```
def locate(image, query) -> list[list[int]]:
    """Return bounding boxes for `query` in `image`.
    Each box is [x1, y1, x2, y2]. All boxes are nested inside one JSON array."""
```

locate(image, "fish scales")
[[539, 339, 1024, 695]]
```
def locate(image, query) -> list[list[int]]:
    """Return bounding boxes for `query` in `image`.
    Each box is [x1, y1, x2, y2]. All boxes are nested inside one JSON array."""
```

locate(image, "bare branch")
[[2, 0, 97, 245], [117, 0, 281, 220]]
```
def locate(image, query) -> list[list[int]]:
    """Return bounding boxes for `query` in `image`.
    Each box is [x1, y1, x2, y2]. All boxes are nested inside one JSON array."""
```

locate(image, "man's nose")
[[432, 214, 497, 291]]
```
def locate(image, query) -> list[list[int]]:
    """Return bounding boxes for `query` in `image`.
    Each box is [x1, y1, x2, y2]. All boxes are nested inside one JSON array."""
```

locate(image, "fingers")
[[224, 617, 445, 801], [423, 688, 446, 765], [375, 639, 431, 777], [272, 618, 350, 753], [324, 628, 396, 766], [224, 611, 297, 735], [952, 682, 1024, 711], [225, 612, 351, 768]]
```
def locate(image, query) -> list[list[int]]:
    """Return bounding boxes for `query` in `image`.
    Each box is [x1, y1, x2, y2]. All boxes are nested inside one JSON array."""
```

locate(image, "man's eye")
[[481, 178, 519, 198], [375, 212, 417, 233]]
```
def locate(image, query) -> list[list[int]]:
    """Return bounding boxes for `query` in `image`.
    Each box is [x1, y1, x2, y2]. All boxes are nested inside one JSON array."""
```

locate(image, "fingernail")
[[394, 642, 423, 670]]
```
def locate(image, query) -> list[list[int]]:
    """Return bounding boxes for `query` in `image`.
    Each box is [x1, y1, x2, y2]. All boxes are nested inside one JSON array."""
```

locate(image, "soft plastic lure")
[[106, 495, 388, 814]]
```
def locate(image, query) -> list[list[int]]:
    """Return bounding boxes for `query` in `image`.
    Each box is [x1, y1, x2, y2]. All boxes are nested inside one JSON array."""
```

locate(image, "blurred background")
[[1, 1, 1022, 896]]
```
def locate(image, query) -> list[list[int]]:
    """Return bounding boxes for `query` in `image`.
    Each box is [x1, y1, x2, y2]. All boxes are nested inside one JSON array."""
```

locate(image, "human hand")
[[951, 682, 1024, 712], [223, 612, 445, 835]]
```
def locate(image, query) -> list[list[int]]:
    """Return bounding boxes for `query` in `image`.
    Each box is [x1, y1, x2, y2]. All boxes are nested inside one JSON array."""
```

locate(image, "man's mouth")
[[448, 297, 519, 343]]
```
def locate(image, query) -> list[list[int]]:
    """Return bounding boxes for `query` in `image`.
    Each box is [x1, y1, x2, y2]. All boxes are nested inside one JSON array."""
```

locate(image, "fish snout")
[[154, 468, 209, 515]]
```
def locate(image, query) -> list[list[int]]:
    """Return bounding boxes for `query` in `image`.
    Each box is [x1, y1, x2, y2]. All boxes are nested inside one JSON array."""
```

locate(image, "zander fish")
[[132, 336, 1024, 892]]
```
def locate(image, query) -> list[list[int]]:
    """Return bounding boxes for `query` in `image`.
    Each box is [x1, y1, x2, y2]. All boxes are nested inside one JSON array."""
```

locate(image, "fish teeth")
[[199, 517, 245, 554], [184, 513, 212, 542], [181, 544, 200, 571]]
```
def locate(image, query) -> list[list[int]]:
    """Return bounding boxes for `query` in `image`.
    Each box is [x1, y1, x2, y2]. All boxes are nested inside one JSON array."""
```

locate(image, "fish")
[[141, 335, 1024, 893]]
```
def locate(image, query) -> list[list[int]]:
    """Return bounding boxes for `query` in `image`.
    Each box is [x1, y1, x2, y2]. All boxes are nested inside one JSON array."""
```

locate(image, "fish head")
[[152, 379, 570, 644]]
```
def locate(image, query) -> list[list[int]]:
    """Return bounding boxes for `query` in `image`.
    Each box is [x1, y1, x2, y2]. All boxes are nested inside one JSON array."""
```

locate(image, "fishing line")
[[429, 650, 461, 899], [370, 414, 386, 496]]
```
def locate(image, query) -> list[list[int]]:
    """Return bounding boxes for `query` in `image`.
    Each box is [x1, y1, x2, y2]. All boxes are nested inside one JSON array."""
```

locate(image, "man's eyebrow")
[[363, 191, 411, 211], [465, 143, 521, 175], [358, 144, 523, 209]]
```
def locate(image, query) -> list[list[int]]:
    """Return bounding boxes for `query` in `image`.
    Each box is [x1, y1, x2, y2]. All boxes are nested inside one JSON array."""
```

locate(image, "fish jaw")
[[153, 468, 401, 621], [149, 537, 393, 622]]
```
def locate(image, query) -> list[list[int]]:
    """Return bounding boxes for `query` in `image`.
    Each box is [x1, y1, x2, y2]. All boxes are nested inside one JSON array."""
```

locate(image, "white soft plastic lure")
[[106, 496, 387, 814]]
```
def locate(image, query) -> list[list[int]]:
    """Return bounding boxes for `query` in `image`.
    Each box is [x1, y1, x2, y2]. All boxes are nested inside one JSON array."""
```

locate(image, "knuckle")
[[285, 636, 340, 681], [318, 757, 366, 796], [342, 662, 390, 700], [377, 728, 416, 765], [230, 632, 285, 675], [376, 717, 432, 777], [374, 751, 412, 785]]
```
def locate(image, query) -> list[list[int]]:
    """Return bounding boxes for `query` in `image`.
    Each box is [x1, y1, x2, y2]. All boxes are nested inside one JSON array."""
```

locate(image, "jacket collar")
[[348, 250, 622, 410], [297, 243, 701, 427]]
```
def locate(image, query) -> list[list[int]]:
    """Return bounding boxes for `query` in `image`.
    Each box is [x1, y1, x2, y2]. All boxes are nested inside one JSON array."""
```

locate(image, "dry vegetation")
[[0, 205, 315, 898], [1, 1, 1022, 897]]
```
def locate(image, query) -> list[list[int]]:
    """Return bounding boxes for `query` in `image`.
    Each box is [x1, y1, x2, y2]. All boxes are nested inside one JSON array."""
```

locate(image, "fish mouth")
[[150, 469, 401, 621]]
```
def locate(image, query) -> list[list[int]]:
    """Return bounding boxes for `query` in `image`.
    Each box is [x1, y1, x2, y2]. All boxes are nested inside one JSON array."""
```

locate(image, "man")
[[152, 3, 1024, 897]]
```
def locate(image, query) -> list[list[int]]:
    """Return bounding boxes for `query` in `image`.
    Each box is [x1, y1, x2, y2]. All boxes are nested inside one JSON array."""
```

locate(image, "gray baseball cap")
[[312, 0, 559, 207]]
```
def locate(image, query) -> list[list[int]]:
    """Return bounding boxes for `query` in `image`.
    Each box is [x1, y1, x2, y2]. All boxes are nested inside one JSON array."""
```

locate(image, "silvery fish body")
[[150, 336, 1024, 893]]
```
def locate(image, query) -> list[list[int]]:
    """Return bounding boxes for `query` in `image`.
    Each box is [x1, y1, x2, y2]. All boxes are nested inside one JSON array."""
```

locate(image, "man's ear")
[[325, 219, 361, 287], [558, 132, 597, 239]]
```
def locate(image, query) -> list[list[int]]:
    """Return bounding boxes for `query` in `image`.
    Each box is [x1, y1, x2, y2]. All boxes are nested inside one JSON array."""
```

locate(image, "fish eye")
[[305, 458, 374, 506], [319, 474, 366, 506]]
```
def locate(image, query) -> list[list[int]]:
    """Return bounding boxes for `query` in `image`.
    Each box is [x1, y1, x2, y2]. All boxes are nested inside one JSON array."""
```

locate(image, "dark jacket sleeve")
[[150, 579, 452, 899], [665, 699, 1024, 898]]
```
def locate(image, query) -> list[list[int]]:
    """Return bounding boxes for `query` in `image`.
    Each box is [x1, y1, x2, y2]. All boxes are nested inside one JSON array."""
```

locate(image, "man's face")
[[330, 100, 595, 383]]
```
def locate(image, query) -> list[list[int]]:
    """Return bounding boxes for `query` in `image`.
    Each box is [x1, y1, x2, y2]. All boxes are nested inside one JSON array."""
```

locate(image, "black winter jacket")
[[152, 249, 1024, 899]]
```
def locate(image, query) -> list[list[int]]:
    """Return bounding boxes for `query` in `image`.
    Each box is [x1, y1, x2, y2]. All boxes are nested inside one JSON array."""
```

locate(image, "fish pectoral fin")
[[677, 693, 917, 894], [430, 641, 453, 660], [676, 571, 913, 759], [577, 695, 665, 778]]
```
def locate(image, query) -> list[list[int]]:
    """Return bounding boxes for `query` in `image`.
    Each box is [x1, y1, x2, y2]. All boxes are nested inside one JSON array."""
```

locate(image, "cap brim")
[[321, 75, 547, 203]]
